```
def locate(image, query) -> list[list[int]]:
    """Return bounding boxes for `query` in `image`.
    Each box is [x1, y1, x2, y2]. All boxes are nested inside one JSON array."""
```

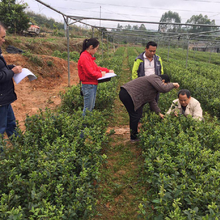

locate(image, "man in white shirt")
[[132, 41, 163, 79], [132, 41, 164, 108]]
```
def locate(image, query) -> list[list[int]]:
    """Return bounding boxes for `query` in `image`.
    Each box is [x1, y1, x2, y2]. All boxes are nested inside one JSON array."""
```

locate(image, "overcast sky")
[[22, 0, 220, 30]]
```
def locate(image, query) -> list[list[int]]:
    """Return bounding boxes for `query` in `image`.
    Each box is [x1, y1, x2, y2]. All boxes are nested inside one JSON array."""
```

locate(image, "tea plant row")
[[139, 112, 220, 219], [162, 58, 220, 118], [125, 46, 220, 218], [0, 50, 123, 219]]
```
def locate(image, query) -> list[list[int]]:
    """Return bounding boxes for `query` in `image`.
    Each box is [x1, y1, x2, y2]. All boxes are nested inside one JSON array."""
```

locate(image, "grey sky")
[[23, 0, 220, 30]]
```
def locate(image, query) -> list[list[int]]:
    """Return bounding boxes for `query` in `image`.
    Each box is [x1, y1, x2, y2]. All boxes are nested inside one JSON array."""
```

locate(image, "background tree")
[[132, 25, 139, 30], [116, 23, 123, 32], [186, 14, 218, 33], [124, 24, 132, 30], [98, 27, 107, 38], [0, 0, 30, 34], [26, 11, 64, 30], [158, 11, 181, 33], [139, 24, 146, 31]]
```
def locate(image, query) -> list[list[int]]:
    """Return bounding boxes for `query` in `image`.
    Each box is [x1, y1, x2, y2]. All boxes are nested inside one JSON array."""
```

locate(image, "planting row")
[[129, 45, 220, 118], [139, 113, 220, 219], [162, 58, 220, 118], [126, 45, 220, 218], [0, 50, 123, 219], [0, 110, 108, 219]]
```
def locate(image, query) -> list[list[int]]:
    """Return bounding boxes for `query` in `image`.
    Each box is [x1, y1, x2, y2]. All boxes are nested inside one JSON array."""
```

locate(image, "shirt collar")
[[143, 53, 154, 61], [178, 100, 191, 109]]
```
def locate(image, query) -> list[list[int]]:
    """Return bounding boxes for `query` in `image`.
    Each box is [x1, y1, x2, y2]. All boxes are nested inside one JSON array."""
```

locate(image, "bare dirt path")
[[92, 48, 145, 220]]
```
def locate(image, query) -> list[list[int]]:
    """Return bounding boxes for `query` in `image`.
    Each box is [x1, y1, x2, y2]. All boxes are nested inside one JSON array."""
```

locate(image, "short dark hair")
[[178, 89, 191, 98], [146, 41, 157, 49], [159, 74, 170, 83]]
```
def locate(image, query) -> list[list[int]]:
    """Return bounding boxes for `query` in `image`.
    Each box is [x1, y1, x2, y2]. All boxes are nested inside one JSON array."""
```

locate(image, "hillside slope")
[[3, 53, 79, 131]]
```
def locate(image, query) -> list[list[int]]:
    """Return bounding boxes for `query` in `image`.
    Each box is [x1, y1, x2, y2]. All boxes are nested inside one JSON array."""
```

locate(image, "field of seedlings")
[[1, 44, 220, 219], [128, 46, 220, 219]]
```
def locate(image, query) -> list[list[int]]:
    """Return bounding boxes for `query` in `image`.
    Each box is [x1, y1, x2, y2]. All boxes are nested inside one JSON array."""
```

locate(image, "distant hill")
[[25, 11, 90, 37]]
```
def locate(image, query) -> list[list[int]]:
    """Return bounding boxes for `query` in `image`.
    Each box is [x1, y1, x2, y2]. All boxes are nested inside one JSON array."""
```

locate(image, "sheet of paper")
[[98, 72, 117, 81], [13, 68, 37, 84]]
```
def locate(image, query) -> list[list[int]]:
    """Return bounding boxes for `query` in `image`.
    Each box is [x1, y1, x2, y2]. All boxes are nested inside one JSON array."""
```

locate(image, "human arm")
[[78, 54, 104, 79], [7, 64, 15, 70], [6, 63, 22, 72], [149, 99, 161, 114], [101, 71, 106, 77], [149, 100, 166, 119], [192, 102, 203, 121], [132, 59, 142, 80], [149, 75, 179, 93], [166, 100, 180, 116], [97, 66, 109, 73], [0, 67, 14, 82], [158, 55, 164, 74], [0, 60, 22, 82]]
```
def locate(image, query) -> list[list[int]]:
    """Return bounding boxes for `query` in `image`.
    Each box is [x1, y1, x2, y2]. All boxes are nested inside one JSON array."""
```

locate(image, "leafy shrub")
[[59, 53, 123, 115], [163, 60, 220, 118], [0, 47, 125, 219], [139, 113, 220, 219], [52, 50, 79, 62], [47, 60, 53, 66], [22, 51, 44, 67], [0, 109, 108, 219]]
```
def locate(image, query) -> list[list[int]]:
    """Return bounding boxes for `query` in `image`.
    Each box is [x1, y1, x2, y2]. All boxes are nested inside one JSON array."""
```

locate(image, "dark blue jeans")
[[0, 104, 17, 138]]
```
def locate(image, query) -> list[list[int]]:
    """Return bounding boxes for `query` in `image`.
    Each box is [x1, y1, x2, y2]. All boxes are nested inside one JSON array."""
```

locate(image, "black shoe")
[[130, 138, 140, 143]]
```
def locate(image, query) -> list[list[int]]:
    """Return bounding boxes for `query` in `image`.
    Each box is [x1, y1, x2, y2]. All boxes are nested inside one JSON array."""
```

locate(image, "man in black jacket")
[[0, 22, 23, 137]]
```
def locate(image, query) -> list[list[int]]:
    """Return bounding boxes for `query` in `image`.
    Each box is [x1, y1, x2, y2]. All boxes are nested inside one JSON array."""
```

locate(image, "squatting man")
[[166, 89, 203, 121]]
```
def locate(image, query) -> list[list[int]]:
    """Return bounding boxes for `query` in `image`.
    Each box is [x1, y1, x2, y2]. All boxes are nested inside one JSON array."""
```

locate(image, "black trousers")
[[119, 88, 143, 140]]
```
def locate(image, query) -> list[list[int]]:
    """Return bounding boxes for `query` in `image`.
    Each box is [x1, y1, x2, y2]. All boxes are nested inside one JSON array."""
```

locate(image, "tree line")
[[0, 0, 89, 36], [0, 0, 218, 37], [158, 10, 218, 33], [113, 11, 218, 34]]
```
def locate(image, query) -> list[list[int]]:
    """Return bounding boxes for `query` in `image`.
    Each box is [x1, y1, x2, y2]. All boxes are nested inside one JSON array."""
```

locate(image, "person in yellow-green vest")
[[132, 41, 163, 80], [132, 41, 163, 104]]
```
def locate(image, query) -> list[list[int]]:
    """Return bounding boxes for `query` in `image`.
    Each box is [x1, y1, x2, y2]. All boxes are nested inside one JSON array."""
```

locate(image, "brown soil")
[[3, 53, 79, 131]]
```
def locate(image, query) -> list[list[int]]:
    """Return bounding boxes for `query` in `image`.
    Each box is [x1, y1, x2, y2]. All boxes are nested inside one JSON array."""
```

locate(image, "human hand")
[[101, 71, 106, 77], [12, 66, 22, 74], [173, 83, 179, 88], [174, 111, 178, 117], [109, 70, 114, 73], [159, 113, 164, 119]]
